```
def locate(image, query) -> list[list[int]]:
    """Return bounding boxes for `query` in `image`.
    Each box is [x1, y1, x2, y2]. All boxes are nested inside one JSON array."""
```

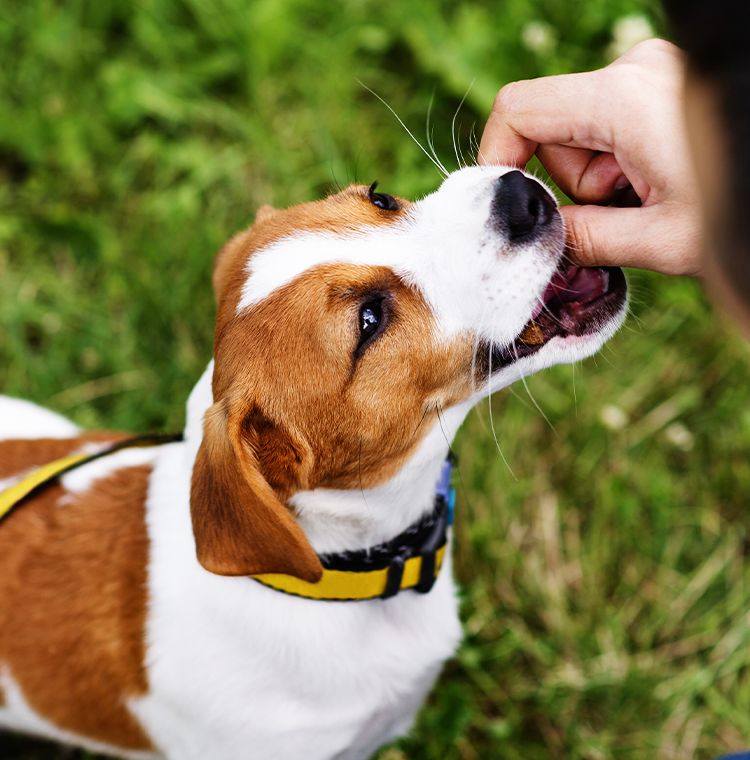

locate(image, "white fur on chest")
[[133, 444, 461, 760]]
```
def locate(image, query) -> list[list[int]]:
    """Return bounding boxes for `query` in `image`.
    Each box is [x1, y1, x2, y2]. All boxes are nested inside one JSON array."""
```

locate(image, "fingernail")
[[614, 175, 630, 190]]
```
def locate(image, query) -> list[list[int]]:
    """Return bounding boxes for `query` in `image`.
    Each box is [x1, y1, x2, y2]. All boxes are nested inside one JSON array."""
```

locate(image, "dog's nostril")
[[491, 170, 556, 242], [527, 197, 541, 222]]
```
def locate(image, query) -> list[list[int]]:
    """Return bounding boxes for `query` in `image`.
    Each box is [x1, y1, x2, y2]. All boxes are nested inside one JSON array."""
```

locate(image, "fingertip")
[[478, 104, 537, 167], [476, 131, 534, 167], [561, 204, 669, 271], [560, 205, 596, 266]]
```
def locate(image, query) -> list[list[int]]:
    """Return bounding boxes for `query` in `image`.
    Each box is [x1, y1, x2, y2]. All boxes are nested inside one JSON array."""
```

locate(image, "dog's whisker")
[[425, 91, 451, 177], [435, 405, 477, 521], [428, 123, 448, 177], [451, 113, 461, 170], [571, 361, 578, 416], [468, 121, 480, 166], [328, 167, 343, 194], [356, 437, 374, 523], [455, 119, 469, 171], [474, 142, 489, 166], [458, 120, 473, 171], [469, 301, 491, 397], [511, 341, 557, 434], [530, 291, 571, 333], [413, 403, 434, 438], [451, 80, 475, 172], [434, 405, 455, 458], [486, 342, 518, 480], [358, 81, 448, 178]]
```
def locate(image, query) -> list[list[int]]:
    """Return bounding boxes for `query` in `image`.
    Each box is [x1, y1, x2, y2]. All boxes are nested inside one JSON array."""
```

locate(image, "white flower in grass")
[[664, 422, 694, 451], [600, 404, 628, 430], [521, 21, 557, 57], [608, 15, 655, 59]]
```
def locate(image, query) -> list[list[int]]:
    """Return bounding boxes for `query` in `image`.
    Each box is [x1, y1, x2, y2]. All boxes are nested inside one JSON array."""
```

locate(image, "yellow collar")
[[0, 436, 454, 603], [252, 545, 448, 602]]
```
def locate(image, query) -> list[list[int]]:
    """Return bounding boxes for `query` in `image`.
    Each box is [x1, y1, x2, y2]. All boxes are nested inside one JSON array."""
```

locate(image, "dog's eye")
[[368, 181, 399, 211], [357, 299, 383, 351]]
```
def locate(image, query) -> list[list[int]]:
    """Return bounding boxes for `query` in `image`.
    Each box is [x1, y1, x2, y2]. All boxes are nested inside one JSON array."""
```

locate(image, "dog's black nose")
[[491, 170, 556, 242]]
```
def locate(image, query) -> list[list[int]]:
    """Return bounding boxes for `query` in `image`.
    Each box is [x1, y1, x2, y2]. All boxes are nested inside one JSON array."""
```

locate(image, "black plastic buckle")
[[416, 550, 437, 594], [382, 553, 406, 599], [381, 499, 450, 599], [415, 498, 448, 593]]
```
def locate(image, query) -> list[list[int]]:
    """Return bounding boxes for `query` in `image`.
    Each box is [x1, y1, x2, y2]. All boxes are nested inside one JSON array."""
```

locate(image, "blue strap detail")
[[435, 459, 452, 499], [434, 458, 456, 526], [447, 487, 456, 526]]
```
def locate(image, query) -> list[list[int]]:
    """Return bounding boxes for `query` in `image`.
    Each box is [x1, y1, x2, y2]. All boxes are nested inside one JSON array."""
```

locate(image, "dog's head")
[[190, 166, 627, 581]]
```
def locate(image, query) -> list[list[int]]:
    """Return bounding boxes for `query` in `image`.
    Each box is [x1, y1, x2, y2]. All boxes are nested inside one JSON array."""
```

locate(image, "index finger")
[[478, 71, 609, 167]]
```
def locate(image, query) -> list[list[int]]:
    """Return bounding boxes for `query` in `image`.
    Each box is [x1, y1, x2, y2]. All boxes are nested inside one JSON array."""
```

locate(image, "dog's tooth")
[[518, 322, 544, 346]]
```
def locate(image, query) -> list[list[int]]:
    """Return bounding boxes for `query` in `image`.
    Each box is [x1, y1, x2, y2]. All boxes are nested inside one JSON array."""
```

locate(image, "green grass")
[[1, 1, 749, 758]]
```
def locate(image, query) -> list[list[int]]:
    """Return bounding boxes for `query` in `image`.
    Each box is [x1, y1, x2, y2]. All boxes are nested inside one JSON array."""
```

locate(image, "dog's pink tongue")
[[543, 266, 609, 305]]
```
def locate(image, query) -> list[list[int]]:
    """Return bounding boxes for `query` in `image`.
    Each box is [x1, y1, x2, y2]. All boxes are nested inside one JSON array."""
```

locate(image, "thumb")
[[561, 204, 701, 276]]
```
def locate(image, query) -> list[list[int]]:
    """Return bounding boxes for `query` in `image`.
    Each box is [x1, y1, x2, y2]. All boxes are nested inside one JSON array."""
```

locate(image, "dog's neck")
[[184, 362, 469, 555]]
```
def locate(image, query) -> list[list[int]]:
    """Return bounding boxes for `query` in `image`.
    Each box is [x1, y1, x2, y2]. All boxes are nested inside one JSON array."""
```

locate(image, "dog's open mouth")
[[488, 264, 627, 371]]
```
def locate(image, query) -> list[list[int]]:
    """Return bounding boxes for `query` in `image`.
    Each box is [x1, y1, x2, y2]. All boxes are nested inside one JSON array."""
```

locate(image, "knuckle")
[[622, 39, 683, 72], [607, 39, 683, 113], [638, 38, 679, 59], [602, 60, 652, 113]]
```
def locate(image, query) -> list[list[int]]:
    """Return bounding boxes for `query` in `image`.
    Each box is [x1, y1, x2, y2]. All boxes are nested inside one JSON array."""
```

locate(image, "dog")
[[0, 165, 627, 760]]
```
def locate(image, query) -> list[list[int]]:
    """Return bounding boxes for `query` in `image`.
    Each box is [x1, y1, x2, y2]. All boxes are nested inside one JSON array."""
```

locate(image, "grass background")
[[1, 1, 750, 758]]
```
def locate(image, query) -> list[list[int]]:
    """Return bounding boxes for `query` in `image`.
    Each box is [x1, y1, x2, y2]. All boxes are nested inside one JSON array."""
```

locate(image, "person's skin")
[[479, 39, 702, 277]]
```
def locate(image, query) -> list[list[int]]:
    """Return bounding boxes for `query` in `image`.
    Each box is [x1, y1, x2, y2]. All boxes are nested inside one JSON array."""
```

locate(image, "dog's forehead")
[[213, 185, 412, 321], [262, 185, 409, 237]]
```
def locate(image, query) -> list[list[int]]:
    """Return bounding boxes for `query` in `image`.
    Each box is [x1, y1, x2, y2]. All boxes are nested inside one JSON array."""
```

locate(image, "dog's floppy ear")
[[190, 400, 323, 582]]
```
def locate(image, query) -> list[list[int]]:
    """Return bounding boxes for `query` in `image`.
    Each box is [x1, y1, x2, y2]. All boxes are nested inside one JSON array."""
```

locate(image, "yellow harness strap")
[[0, 451, 92, 520], [0, 434, 182, 522], [0, 435, 449, 602]]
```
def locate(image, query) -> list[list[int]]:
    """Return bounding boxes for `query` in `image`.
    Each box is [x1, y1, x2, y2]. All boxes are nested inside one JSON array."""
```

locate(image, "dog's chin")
[[477, 265, 628, 390]]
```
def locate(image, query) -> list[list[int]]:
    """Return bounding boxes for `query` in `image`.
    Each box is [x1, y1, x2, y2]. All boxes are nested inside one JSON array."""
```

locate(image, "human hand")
[[479, 39, 702, 276]]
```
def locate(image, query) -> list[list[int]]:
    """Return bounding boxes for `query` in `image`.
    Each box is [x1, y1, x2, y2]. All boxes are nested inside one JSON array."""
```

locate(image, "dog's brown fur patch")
[[212, 185, 412, 321], [0, 433, 126, 479], [0, 439, 154, 751]]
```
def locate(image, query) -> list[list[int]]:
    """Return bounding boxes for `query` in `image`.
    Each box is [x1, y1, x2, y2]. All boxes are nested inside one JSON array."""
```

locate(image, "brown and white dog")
[[0, 166, 627, 760]]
